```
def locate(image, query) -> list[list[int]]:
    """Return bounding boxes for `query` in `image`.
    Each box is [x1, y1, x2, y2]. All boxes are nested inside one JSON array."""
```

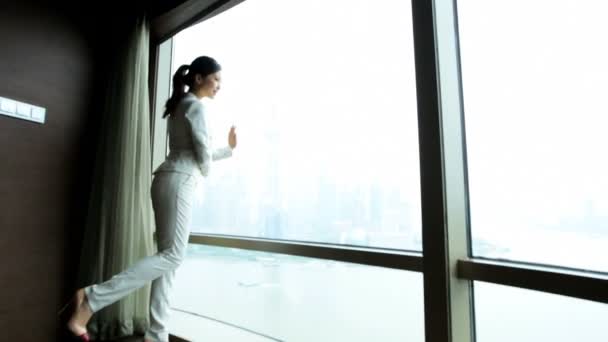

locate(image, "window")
[[458, 0, 608, 272], [170, 245, 424, 341], [171, 0, 421, 251], [475, 282, 608, 341], [152, 0, 608, 341]]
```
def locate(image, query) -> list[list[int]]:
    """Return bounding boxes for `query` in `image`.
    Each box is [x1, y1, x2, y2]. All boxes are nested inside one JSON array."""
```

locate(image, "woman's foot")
[[66, 288, 94, 338]]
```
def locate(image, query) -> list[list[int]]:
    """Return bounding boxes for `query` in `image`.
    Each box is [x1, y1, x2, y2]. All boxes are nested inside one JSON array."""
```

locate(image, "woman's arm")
[[185, 102, 234, 176], [212, 125, 237, 161], [185, 102, 213, 176]]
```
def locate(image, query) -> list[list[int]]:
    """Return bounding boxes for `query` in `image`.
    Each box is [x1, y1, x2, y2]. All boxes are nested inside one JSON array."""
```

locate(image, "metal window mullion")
[[435, 0, 476, 341], [412, 0, 474, 341], [458, 259, 608, 304], [188, 233, 424, 272]]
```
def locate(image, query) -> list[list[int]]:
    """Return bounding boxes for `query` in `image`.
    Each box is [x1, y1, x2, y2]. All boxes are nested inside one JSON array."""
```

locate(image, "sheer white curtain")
[[77, 15, 155, 340]]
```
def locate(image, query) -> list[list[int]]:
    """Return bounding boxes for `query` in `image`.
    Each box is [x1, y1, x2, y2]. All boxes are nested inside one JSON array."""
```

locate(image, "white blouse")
[[153, 92, 233, 178]]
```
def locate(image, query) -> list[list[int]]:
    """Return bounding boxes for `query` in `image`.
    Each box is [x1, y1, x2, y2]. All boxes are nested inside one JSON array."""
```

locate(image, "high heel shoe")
[[58, 289, 92, 341]]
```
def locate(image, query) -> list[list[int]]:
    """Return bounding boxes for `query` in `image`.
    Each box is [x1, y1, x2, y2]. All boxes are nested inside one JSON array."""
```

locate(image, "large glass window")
[[170, 245, 424, 341], [458, 1, 608, 272], [172, 0, 421, 251], [475, 282, 608, 341], [154, 1, 608, 341]]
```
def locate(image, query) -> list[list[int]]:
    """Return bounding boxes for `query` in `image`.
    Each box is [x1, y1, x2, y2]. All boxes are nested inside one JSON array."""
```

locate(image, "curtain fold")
[[77, 14, 155, 340]]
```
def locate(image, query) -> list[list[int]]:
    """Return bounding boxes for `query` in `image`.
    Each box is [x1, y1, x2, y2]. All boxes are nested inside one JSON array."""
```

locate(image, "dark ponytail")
[[162, 56, 222, 118], [163, 64, 190, 118]]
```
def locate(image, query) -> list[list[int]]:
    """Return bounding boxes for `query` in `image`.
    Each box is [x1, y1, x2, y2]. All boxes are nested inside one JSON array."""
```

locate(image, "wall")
[[0, 3, 100, 340]]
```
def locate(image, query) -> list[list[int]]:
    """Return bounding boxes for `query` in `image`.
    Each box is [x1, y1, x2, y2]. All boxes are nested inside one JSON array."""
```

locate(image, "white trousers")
[[84, 171, 198, 342]]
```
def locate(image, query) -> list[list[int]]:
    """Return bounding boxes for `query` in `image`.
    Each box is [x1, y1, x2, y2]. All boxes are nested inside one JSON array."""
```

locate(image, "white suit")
[[84, 92, 232, 342]]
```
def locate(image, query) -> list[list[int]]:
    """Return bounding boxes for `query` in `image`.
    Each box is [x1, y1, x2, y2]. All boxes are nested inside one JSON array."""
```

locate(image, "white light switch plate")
[[1, 98, 16, 113], [0, 96, 45, 124], [31, 106, 46, 123], [17, 103, 31, 117]]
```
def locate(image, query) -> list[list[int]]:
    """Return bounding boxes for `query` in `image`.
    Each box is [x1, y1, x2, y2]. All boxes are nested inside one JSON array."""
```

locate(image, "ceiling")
[[146, 0, 191, 18]]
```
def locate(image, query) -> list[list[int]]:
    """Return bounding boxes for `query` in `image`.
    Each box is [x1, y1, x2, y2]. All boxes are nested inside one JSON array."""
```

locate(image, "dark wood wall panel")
[[0, 3, 98, 341], [0, 0, 198, 339]]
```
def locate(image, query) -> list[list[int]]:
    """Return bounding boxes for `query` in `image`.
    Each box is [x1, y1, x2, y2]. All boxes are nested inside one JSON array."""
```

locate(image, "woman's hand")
[[228, 125, 237, 149]]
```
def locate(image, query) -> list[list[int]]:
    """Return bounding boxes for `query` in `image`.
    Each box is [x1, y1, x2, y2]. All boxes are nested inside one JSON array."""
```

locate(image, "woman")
[[60, 56, 237, 342]]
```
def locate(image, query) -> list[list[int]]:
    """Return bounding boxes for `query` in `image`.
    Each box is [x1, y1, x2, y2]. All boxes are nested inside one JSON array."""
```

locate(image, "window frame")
[[150, 1, 608, 341]]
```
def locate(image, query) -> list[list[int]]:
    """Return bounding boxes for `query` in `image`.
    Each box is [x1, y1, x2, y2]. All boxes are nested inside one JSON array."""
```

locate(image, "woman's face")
[[195, 71, 222, 99]]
